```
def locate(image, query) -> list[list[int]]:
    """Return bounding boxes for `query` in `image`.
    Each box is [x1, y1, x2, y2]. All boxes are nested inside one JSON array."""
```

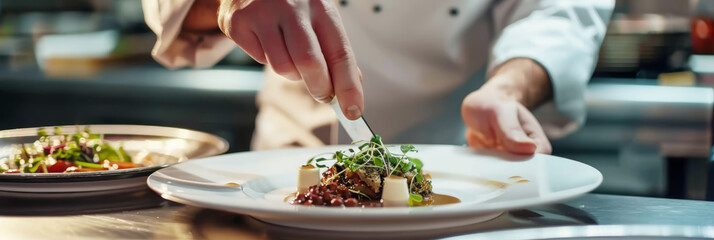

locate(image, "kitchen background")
[[0, 0, 711, 201]]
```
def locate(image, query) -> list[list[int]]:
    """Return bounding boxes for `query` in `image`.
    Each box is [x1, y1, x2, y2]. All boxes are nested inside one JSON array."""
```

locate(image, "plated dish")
[[292, 136, 453, 208], [0, 125, 228, 193], [147, 143, 602, 231], [1, 126, 138, 174]]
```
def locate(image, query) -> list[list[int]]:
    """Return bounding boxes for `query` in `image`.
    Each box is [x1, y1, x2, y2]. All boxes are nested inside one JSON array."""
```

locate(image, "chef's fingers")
[[518, 105, 552, 154], [217, 5, 267, 64], [231, 31, 268, 65], [254, 26, 302, 81], [311, 0, 364, 119], [493, 104, 537, 155], [461, 95, 498, 148], [466, 119, 497, 149], [477, 118, 497, 148], [465, 128, 490, 148], [280, 6, 334, 102]]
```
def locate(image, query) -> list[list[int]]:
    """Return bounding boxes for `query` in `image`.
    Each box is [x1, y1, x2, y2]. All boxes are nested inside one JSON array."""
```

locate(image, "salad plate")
[[0, 125, 228, 193], [147, 144, 602, 231]]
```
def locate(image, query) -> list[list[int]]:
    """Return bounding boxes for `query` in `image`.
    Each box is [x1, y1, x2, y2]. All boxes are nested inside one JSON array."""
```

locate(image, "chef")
[[142, 0, 613, 154]]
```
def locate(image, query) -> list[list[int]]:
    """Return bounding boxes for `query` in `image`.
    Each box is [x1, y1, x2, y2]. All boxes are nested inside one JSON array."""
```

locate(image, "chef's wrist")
[[482, 58, 553, 109]]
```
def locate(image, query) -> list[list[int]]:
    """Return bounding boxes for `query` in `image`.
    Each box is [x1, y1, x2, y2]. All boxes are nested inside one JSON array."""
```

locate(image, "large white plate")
[[147, 145, 602, 231], [0, 125, 228, 194]]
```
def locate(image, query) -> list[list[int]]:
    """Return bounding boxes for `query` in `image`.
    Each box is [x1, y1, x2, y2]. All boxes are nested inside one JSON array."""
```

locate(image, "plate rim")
[[0, 165, 167, 182]]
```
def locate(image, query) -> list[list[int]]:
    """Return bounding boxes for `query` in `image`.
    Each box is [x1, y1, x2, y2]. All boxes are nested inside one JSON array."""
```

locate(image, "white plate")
[[0, 125, 228, 193], [147, 145, 602, 231]]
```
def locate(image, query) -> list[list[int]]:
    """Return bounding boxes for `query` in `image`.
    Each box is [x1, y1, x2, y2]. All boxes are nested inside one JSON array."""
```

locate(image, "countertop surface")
[[1, 192, 713, 240]]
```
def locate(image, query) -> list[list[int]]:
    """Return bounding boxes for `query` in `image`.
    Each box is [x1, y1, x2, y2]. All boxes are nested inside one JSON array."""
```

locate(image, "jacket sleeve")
[[489, 0, 614, 136], [142, 0, 236, 69]]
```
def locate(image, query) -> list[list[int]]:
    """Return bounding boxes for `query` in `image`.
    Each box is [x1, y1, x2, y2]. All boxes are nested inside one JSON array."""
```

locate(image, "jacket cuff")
[[490, 17, 598, 128]]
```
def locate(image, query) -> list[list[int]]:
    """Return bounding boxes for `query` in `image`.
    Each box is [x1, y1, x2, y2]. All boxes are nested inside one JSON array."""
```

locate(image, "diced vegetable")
[[106, 161, 136, 169], [47, 161, 70, 173], [74, 161, 104, 169]]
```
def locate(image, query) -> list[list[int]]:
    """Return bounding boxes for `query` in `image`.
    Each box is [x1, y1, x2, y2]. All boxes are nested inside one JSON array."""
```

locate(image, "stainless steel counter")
[[1, 192, 713, 240]]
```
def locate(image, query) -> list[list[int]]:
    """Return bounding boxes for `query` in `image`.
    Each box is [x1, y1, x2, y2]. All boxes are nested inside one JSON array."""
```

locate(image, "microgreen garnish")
[[400, 145, 417, 154], [409, 193, 424, 206]]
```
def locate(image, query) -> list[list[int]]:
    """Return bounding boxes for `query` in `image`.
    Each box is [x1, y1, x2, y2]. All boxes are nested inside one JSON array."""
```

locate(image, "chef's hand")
[[184, 0, 364, 119], [461, 58, 553, 155]]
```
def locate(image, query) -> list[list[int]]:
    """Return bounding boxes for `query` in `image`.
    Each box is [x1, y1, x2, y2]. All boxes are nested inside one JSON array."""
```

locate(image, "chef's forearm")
[[183, 0, 220, 33], [481, 58, 553, 109]]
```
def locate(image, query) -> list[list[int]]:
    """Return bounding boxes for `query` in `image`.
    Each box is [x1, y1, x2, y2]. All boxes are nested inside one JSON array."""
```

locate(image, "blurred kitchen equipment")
[[691, 17, 714, 54], [691, 0, 714, 54], [546, 80, 713, 200], [596, 14, 690, 78], [34, 30, 118, 77], [595, 0, 691, 78], [555, 0, 714, 200], [0, 66, 261, 153]]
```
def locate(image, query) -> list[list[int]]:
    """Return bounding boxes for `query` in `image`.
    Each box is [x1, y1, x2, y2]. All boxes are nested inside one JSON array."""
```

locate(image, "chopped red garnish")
[[47, 161, 70, 173]]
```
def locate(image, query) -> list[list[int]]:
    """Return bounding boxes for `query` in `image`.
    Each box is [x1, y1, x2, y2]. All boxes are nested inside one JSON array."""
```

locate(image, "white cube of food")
[[381, 175, 409, 207], [297, 165, 320, 193]]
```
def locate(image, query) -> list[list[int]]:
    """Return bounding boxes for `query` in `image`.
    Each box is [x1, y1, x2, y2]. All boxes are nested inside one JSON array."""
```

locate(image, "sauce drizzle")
[[224, 182, 241, 187]]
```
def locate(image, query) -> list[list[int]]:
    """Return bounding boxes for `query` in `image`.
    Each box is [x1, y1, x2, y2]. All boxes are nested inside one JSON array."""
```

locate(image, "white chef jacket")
[[142, 0, 614, 150]]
